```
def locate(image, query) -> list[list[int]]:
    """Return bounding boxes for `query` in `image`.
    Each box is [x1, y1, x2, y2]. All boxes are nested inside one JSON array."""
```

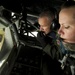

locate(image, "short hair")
[[39, 7, 56, 20], [61, 1, 75, 9]]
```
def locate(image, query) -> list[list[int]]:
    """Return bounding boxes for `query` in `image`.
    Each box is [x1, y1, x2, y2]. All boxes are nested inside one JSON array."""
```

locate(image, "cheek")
[[44, 27, 49, 30], [44, 27, 50, 34], [65, 30, 75, 39], [70, 31, 75, 38], [68, 34, 75, 42], [46, 27, 50, 32]]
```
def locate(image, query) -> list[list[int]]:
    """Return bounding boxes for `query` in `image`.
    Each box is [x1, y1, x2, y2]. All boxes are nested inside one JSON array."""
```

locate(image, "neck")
[[63, 42, 75, 51]]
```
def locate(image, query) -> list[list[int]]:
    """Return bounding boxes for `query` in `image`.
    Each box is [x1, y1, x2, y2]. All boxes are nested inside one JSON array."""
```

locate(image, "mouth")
[[56, 34, 66, 41], [58, 37, 65, 42], [60, 38, 65, 40]]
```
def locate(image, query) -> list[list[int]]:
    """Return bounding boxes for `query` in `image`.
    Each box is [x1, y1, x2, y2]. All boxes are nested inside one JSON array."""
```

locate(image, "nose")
[[58, 27, 64, 35], [40, 26, 43, 31]]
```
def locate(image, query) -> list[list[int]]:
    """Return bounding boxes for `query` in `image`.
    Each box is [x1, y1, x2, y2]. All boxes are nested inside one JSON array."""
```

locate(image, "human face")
[[38, 16, 51, 34], [58, 7, 75, 43]]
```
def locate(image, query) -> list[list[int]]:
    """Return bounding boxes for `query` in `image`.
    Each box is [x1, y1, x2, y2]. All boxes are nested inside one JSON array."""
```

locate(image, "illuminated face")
[[58, 7, 75, 43], [38, 16, 52, 34]]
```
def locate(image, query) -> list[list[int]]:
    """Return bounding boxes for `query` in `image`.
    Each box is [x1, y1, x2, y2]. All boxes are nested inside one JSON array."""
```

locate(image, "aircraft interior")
[[0, 0, 73, 75]]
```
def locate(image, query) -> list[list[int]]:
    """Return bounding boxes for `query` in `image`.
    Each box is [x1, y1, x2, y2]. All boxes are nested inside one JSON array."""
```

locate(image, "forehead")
[[59, 7, 75, 24], [38, 17, 51, 25], [38, 16, 49, 21]]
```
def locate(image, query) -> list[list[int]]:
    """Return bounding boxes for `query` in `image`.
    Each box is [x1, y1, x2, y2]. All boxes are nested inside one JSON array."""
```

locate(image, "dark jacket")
[[37, 31, 57, 48], [43, 39, 75, 75]]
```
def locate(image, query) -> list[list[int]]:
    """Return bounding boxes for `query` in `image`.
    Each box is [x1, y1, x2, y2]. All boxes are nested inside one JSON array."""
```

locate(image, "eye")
[[65, 26, 70, 29]]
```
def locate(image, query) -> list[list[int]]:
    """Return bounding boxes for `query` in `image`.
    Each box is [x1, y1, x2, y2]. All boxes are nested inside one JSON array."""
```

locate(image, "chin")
[[67, 41, 75, 44]]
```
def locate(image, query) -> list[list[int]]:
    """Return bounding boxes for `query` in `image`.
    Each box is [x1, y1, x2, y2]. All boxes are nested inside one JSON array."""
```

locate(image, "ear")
[[50, 19, 60, 31]]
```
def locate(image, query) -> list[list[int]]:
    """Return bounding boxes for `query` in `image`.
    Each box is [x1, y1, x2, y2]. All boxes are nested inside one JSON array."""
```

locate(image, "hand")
[[37, 32, 54, 48], [37, 32, 47, 48]]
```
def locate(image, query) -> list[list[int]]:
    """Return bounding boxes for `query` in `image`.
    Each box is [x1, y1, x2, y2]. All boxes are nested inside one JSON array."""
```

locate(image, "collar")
[[58, 39, 75, 55]]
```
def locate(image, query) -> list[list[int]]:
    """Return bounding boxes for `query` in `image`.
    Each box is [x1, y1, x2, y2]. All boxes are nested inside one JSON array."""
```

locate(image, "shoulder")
[[48, 31, 57, 39], [43, 42, 62, 60]]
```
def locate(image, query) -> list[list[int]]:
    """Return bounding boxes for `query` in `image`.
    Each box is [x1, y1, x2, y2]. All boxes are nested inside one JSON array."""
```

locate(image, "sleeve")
[[43, 43, 62, 60]]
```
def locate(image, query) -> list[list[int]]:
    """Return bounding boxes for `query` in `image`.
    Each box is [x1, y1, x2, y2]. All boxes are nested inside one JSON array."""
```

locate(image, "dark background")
[[0, 0, 66, 14]]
